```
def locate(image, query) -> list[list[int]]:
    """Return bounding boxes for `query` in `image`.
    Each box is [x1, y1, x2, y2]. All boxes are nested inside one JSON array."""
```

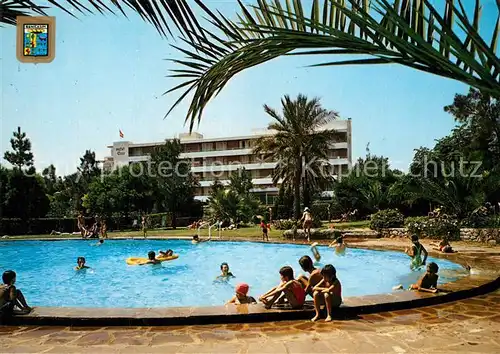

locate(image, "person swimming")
[[140, 251, 161, 265], [216, 262, 235, 281], [329, 235, 347, 255], [75, 257, 90, 270], [192, 235, 210, 244]]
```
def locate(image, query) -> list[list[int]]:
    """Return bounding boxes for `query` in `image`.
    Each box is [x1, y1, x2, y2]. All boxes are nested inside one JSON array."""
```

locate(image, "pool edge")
[[4, 241, 500, 327]]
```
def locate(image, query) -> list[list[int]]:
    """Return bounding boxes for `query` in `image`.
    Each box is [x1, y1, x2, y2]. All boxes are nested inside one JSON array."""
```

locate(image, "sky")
[[1, 0, 498, 176]]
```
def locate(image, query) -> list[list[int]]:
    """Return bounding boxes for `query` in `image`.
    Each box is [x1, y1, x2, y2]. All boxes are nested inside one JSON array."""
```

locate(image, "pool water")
[[0, 240, 467, 308]]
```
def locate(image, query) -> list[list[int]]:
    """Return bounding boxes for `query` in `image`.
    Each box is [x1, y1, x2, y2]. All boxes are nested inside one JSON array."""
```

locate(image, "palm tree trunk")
[[294, 158, 302, 219]]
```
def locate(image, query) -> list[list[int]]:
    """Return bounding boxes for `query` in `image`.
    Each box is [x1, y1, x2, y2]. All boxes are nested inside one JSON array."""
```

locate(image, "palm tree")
[[253, 94, 339, 219], [163, 0, 500, 129], [0, 1, 202, 39], [6, 1, 499, 130]]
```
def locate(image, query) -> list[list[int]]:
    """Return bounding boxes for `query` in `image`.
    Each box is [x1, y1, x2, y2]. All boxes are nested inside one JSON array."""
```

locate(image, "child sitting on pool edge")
[[259, 266, 305, 309], [393, 262, 439, 293], [75, 257, 90, 270], [226, 283, 257, 305], [311, 264, 342, 322], [0, 270, 32, 316], [411, 262, 439, 293]]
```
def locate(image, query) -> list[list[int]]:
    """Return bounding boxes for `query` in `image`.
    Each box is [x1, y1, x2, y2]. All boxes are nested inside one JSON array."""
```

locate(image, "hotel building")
[[104, 119, 352, 204]]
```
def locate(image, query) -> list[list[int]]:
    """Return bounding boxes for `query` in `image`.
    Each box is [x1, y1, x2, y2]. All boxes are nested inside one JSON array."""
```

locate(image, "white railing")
[[209, 222, 222, 239], [197, 221, 222, 239]]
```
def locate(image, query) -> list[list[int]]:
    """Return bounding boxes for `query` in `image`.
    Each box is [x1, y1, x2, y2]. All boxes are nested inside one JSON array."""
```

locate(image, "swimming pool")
[[0, 240, 468, 308]]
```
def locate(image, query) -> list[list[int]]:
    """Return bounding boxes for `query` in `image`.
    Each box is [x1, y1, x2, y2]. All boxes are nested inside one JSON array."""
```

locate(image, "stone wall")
[[460, 228, 499, 245]]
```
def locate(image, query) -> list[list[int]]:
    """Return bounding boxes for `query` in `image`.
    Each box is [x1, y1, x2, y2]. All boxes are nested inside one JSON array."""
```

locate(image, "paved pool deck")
[[1, 290, 500, 353]]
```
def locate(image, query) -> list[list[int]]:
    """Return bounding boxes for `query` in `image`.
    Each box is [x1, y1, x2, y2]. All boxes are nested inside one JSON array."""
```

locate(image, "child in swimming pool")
[[329, 235, 347, 255], [311, 264, 342, 322], [259, 266, 305, 309], [192, 235, 210, 244], [216, 262, 235, 281], [405, 235, 428, 270], [226, 283, 257, 305], [75, 257, 90, 270], [410, 262, 439, 293], [141, 251, 161, 265]]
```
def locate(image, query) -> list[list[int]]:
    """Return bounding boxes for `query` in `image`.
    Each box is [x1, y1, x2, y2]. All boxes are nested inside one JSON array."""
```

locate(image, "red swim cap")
[[235, 283, 249, 296]]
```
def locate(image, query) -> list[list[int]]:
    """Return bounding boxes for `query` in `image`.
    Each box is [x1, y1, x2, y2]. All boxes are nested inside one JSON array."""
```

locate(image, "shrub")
[[462, 206, 496, 228], [369, 209, 404, 231], [273, 219, 297, 230], [311, 202, 331, 221], [405, 215, 460, 240]]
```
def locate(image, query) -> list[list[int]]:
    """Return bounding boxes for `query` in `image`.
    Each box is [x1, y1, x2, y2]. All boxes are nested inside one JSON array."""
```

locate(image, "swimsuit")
[[291, 282, 306, 306], [411, 244, 423, 270]]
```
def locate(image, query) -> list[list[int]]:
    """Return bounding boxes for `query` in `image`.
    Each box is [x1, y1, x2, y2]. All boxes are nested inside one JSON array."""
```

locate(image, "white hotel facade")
[[104, 119, 352, 205]]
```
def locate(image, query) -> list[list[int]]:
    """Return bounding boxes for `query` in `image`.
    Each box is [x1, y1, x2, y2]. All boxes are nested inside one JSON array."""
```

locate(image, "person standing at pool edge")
[[299, 207, 313, 242]]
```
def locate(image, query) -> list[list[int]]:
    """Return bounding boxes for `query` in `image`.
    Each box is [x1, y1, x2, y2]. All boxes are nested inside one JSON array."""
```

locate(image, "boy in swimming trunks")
[[297, 255, 323, 297], [259, 266, 305, 309], [0, 270, 32, 316], [226, 283, 257, 305], [261, 220, 269, 242], [410, 262, 439, 293], [405, 235, 428, 270], [311, 264, 342, 322], [75, 257, 90, 270], [299, 207, 313, 242], [141, 251, 161, 265]]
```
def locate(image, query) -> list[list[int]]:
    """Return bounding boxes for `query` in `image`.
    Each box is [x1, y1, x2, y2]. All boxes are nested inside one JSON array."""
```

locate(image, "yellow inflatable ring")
[[126, 254, 179, 265]]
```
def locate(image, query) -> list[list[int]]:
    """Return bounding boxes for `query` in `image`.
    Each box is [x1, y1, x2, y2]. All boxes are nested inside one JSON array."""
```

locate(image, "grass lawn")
[[3, 221, 372, 240], [4, 226, 271, 240]]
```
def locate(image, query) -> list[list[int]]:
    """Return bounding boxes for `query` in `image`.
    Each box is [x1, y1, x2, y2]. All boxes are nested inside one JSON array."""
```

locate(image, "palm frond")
[[0, 0, 204, 39], [166, 0, 500, 129]]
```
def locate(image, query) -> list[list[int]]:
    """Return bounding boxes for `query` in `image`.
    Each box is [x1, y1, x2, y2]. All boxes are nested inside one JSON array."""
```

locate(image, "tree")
[[4, 127, 34, 170], [149, 140, 198, 229], [163, 0, 500, 129], [334, 154, 400, 216], [2, 169, 50, 220], [253, 94, 339, 219], [42, 164, 57, 195], [1, 1, 200, 38], [206, 168, 261, 223], [5, 2, 497, 126], [444, 89, 500, 170], [78, 150, 101, 182]]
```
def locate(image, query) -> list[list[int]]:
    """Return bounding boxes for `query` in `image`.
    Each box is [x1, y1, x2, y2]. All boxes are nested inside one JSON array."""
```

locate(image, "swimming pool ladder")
[[209, 222, 222, 239], [197, 222, 221, 239]]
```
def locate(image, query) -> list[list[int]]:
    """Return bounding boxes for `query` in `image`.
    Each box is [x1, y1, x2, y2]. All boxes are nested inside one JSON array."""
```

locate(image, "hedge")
[[369, 209, 404, 231]]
